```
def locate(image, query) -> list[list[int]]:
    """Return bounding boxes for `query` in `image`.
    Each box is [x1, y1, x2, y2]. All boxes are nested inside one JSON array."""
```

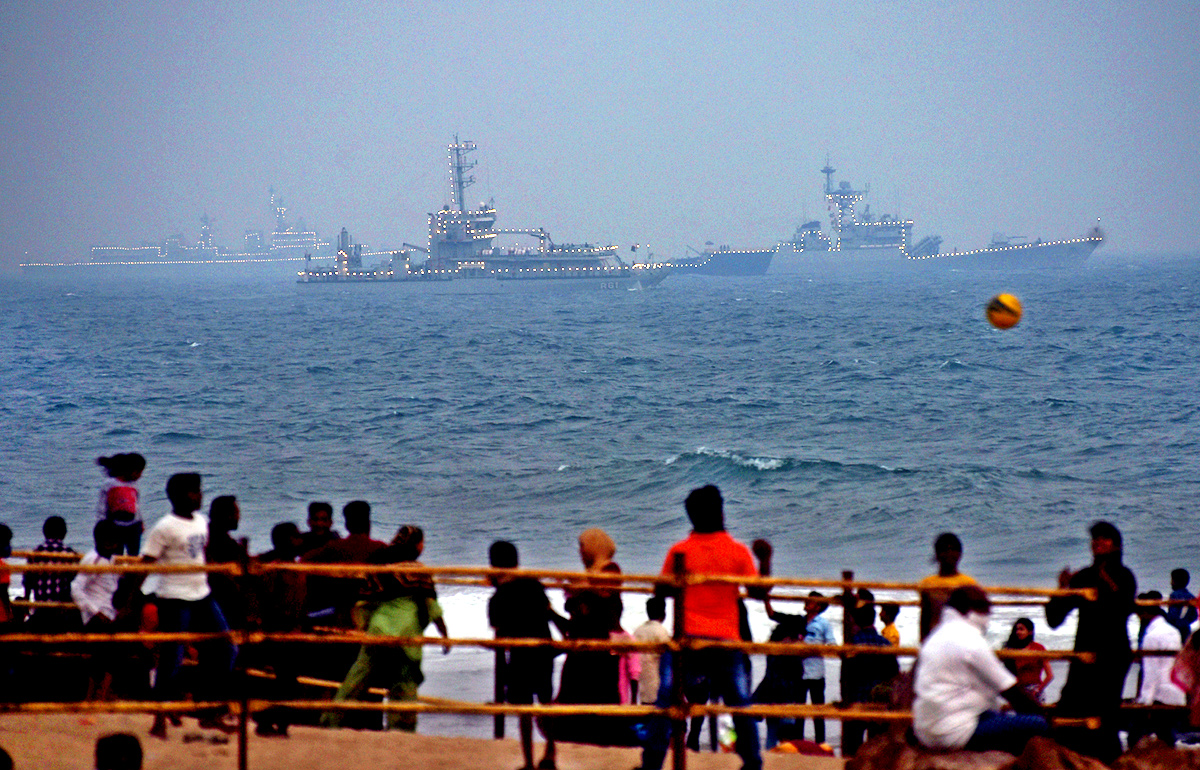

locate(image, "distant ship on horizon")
[[672, 161, 1104, 276], [22, 191, 336, 268]]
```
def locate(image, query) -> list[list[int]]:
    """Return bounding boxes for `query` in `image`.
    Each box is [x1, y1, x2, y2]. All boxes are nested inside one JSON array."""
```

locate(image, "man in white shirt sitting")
[[913, 586, 1048, 755], [1129, 590, 1187, 748]]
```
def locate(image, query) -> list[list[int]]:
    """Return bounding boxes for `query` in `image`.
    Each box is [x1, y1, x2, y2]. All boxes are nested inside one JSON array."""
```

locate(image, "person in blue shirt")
[[1167, 568, 1198, 643]]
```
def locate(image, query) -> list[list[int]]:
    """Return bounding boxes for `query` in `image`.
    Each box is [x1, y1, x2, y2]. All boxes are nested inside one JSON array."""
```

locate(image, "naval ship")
[[673, 162, 1103, 276], [298, 139, 669, 293]]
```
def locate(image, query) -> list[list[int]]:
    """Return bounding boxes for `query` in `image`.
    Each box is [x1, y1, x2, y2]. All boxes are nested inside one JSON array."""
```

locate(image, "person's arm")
[[434, 615, 450, 655], [1000, 683, 1045, 716], [1044, 568, 1079, 629], [1037, 658, 1054, 696], [748, 539, 772, 601]]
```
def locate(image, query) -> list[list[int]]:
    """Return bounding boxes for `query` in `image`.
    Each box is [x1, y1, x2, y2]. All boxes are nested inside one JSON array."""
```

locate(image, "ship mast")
[[821, 158, 836, 196], [448, 136, 477, 212]]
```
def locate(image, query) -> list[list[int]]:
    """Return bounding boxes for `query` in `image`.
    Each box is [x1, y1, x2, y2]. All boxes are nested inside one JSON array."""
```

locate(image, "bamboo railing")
[[0, 553, 1189, 770]]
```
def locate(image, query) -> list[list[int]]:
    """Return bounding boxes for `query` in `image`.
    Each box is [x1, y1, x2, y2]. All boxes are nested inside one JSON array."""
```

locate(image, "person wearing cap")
[[1045, 520, 1137, 763], [913, 586, 1047, 754]]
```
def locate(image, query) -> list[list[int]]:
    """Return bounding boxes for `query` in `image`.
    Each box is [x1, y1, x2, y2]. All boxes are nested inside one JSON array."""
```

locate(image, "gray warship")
[[298, 138, 668, 292]]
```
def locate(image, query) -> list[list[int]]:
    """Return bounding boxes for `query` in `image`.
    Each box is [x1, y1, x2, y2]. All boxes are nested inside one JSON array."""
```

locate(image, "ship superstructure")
[[300, 137, 668, 292], [673, 159, 1098, 276]]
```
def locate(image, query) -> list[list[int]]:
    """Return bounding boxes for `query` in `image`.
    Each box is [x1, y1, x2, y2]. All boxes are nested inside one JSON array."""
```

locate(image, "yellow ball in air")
[[986, 293, 1023, 329]]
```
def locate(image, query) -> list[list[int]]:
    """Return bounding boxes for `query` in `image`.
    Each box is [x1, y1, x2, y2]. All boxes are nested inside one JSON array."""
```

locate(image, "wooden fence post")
[[671, 552, 687, 770]]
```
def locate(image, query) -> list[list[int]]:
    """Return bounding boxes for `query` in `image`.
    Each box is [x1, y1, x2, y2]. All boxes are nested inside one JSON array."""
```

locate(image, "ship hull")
[[672, 235, 1102, 277], [297, 266, 669, 294]]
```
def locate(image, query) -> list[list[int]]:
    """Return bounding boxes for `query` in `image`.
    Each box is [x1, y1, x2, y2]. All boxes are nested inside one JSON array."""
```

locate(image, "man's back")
[[662, 531, 756, 640]]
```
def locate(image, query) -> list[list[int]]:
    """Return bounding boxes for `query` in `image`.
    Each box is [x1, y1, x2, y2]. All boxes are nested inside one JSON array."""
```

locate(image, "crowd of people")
[[0, 454, 1197, 767]]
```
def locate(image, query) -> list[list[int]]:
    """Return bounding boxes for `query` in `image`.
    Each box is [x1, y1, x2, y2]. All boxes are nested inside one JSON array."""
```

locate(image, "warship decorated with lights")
[[672, 161, 1103, 276], [298, 139, 669, 292]]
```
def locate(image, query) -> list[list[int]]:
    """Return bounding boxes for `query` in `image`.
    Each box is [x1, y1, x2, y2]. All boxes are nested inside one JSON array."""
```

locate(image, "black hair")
[[1004, 617, 1035, 649], [270, 522, 301, 552], [684, 485, 724, 533], [94, 519, 119, 544], [97, 453, 146, 480], [388, 525, 424, 562], [489, 540, 518, 569], [851, 602, 876, 629], [308, 501, 333, 518], [646, 595, 667, 621], [934, 532, 963, 553], [95, 731, 143, 770], [1089, 520, 1123, 550], [209, 495, 239, 531], [1172, 568, 1190, 588], [43, 515, 67, 540], [946, 585, 991, 616], [165, 473, 201, 511], [880, 602, 900, 623], [343, 500, 371, 534]]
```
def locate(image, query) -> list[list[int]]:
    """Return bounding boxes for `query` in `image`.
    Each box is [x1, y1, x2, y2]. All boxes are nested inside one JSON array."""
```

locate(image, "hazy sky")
[[3, 0, 1197, 267]]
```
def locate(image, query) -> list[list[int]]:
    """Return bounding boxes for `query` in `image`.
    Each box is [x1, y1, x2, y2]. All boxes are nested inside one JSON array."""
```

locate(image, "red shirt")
[[661, 531, 757, 640]]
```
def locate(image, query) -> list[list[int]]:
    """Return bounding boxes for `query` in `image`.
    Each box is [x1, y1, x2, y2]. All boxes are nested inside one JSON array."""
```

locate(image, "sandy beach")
[[0, 713, 846, 770]]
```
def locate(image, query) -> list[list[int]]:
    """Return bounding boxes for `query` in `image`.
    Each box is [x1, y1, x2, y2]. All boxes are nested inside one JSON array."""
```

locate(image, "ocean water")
[[2, 253, 1198, 738]]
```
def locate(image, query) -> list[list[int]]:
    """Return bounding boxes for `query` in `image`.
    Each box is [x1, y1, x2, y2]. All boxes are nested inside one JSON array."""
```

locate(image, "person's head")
[[946, 586, 991, 634], [209, 495, 239, 533], [804, 591, 826, 616], [307, 502, 334, 534], [1172, 568, 1190, 591], [343, 500, 371, 535], [646, 595, 666, 622], [43, 515, 67, 541], [1136, 590, 1164, 621], [684, 484, 724, 533], [933, 532, 963, 573], [95, 731, 143, 770], [164, 473, 202, 514], [389, 525, 424, 562], [269, 522, 302, 557], [488, 540, 518, 569], [1004, 617, 1035, 648], [880, 602, 900, 624], [97, 453, 146, 483], [1089, 520, 1122, 558], [578, 528, 616, 570], [851, 601, 876, 630], [94, 520, 121, 558], [0, 746, 10, 770], [0, 524, 11, 558]]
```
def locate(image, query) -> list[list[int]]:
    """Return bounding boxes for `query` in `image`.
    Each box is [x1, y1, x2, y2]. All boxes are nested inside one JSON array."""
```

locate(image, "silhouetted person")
[[1168, 568, 1198, 642], [142, 473, 237, 739], [841, 599, 899, 756], [1045, 520, 1136, 763], [250, 522, 306, 737], [205, 495, 248, 629], [71, 520, 124, 699], [300, 501, 340, 555], [302, 500, 386, 627], [918, 532, 977, 640], [639, 485, 764, 770], [488, 540, 559, 770], [26, 515, 79, 632], [95, 453, 146, 555], [95, 732, 142, 770]]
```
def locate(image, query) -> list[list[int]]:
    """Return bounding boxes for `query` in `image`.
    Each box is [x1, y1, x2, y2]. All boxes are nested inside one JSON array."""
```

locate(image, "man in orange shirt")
[[639, 485, 763, 770]]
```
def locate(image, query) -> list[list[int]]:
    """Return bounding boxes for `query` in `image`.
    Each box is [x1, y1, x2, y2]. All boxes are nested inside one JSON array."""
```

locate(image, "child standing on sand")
[[96, 453, 146, 555]]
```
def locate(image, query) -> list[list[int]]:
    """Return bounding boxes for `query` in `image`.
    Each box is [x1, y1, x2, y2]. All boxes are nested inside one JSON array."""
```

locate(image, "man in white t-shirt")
[[143, 473, 237, 738], [913, 586, 1047, 755], [1129, 590, 1187, 747]]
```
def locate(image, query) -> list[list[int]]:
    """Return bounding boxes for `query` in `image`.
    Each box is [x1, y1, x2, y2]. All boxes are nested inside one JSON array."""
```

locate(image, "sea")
[[2, 252, 1198, 740]]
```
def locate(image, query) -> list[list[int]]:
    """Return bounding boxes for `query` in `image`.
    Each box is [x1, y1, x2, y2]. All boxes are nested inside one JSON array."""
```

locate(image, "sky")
[[2, 0, 1198, 267]]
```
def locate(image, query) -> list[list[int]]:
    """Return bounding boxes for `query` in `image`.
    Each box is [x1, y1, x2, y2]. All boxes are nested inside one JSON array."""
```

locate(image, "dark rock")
[[1112, 737, 1200, 770]]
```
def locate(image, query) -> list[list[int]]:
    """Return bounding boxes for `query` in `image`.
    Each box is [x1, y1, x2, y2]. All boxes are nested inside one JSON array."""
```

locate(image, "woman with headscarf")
[[1002, 618, 1053, 702], [322, 525, 449, 731], [553, 528, 639, 746]]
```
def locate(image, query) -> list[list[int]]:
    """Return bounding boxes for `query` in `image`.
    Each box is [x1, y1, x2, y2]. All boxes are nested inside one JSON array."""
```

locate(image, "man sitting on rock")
[[913, 586, 1048, 755]]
